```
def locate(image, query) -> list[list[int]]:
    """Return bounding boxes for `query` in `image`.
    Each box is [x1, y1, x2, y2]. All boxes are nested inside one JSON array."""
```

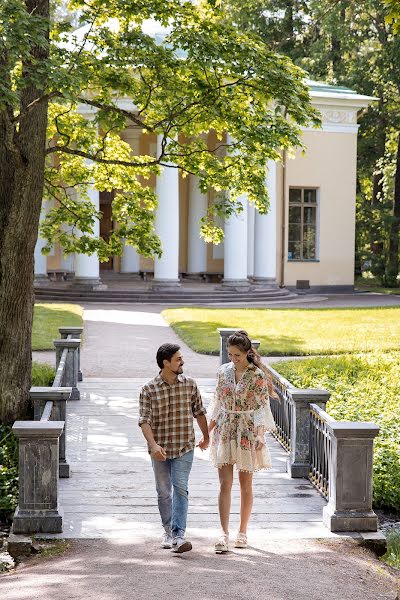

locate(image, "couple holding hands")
[[139, 330, 276, 554]]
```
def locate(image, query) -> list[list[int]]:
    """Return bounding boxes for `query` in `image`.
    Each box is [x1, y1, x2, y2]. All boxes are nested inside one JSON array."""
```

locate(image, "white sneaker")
[[214, 533, 229, 553], [161, 532, 173, 549], [171, 537, 192, 553]]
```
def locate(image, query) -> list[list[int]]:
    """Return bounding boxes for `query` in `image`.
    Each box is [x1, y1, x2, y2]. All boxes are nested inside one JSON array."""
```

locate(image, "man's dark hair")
[[156, 343, 180, 369]]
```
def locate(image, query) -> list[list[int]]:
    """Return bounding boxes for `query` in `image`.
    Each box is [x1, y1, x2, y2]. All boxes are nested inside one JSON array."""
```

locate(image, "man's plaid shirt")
[[139, 373, 207, 459]]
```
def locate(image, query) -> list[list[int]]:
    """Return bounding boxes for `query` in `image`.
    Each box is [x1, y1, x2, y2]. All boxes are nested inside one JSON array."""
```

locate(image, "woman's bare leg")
[[238, 470, 253, 534], [218, 465, 234, 535]]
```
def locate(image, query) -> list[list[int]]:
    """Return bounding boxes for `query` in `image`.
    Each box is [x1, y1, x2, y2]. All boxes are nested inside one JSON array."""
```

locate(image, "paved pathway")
[[55, 377, 329, 541]]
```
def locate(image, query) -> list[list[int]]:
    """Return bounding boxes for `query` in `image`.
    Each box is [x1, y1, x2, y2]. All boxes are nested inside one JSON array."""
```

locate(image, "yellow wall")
[[282, 130, 357, 287]]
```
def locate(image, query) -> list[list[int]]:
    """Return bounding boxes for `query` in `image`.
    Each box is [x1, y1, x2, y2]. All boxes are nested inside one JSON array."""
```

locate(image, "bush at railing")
[[0, 362, 56, 519], [273, 352, 400, 511]]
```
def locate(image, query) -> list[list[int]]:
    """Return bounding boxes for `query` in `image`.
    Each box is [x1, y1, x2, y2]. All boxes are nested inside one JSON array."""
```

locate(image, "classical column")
[[74, 186, 106, 289], [34, 201, 49, 286], [152, 134, 180, 288], [120, 128, 141, 277], [223, 195, 249, 288], [253, 160, 278, 287], [247, 202, 255, 278], [187, 175, 207, 275], [121, 244, 140, 275]]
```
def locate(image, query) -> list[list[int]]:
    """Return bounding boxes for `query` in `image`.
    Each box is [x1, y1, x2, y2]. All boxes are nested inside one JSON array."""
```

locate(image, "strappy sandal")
[[214, 533, 229, 553], [234, 532, 247, 548]]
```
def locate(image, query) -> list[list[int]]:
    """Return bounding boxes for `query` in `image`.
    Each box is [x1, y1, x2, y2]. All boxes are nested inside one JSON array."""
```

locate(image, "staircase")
[[34, 284, 295, 304]]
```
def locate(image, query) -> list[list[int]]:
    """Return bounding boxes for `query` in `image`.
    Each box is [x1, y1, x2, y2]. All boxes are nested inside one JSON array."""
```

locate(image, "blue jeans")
[[151, 450, 194, 539]]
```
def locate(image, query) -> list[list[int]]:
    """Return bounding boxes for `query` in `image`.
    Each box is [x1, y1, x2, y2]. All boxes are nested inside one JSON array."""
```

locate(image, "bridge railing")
[[217, 329, 380, 532], [12, 327, 83, 534]]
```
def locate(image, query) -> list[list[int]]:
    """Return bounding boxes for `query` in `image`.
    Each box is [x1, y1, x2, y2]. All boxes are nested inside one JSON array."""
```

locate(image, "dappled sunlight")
[[84, 309, 168, 327]]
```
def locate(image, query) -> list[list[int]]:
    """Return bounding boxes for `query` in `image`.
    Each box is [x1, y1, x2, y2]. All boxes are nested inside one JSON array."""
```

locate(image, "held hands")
[[150, 444, 167, 461], [196, 435, 210, 451]]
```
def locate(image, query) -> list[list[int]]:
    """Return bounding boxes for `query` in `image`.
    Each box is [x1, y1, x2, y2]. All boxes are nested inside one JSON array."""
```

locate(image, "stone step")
[[34, 287, 295, 304]]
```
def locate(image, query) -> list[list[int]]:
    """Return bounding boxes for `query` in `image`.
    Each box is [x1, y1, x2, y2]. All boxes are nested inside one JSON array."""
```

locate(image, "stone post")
[[54, 339, 80, 400], [323, 422, 380, 532], [288, 389, 331, 478], [218, 328, 237, 364], [12, 421, 64, 534], [31, 387, 72, 478], [218, 330, 261, 364], [59, 327, 84, 381]]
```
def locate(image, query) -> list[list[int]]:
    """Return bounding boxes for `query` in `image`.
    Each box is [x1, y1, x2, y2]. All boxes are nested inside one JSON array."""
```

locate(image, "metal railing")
[[309, 403, 333, 500], [267, 365, 294, 452]]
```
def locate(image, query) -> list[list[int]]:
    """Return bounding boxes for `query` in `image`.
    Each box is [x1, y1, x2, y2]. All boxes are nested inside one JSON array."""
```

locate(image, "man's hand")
[[150, 444, 167, 461], [196, 436, 210, 451]]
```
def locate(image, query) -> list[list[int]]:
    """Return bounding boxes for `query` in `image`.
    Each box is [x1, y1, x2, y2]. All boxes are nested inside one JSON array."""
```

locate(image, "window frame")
[[287, 186, 320, 262]]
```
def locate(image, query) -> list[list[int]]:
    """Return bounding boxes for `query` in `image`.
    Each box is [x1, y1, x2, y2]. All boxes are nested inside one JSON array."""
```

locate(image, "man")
[[139, 343, 209, 553]]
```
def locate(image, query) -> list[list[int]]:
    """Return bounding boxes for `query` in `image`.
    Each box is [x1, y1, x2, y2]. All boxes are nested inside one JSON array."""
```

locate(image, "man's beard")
[[172, 366, 183, 374]]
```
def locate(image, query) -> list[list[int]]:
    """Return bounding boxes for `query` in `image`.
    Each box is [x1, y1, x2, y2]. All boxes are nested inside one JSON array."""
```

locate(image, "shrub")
[[381, 529, 400, 569], [273, 352, 400, 511]]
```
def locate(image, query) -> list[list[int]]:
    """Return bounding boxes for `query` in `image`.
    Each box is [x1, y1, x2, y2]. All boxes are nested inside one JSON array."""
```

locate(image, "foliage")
[[0, 425, 19, 515], [273, 352, 400, 511], [381, 528, 400, 569], [0, 362, 55, 517], [1, 0, 319, 259], [225, 0, 400, 286], [32, 303, 83, 350], [163, 306, 400, 356]]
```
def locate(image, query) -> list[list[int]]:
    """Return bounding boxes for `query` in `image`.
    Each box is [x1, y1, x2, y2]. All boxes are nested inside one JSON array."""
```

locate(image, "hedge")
[[273, 352, 400, 511]]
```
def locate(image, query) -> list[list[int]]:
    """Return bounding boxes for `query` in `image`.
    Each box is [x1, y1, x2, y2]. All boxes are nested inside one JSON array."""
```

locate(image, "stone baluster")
[[12, 421, 64, 534], [323, 422, 380, 532], [31, 387, 72, 478], [59, 326, 84, 381], [53, 339, 81, 400], [288, 389, 331, 477]]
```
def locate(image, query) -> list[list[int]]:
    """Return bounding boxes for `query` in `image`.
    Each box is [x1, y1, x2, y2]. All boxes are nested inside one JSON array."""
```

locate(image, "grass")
[[273, 352, 400, 511], [355, 275, 400, 295], [382, 529, 400, 569], [32, 303, 83, 350], [163, 306, 400, 356]]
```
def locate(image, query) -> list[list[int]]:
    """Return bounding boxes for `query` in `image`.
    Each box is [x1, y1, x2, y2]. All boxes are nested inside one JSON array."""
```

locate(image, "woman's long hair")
[[227, 329, 278, 399]]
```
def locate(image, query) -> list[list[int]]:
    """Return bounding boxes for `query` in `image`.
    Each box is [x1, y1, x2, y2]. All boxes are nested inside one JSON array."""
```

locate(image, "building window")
[[288, 187, 318, 261]]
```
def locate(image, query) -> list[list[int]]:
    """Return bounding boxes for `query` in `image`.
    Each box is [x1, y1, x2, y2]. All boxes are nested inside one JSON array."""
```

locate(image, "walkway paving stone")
[[55, 377, 332, 541]]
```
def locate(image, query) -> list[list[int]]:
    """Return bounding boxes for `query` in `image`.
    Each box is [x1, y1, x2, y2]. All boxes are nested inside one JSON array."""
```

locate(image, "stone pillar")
[[223, 196, 249, 289], [253, 160, 278, 287], [121, 243, 140, 275], [53, 339, 80, 401], [31, 387, 72, 478], [247, 202, 255, 278], [218, 328, 237, 365], [323, 422, 380, 532], [74, 185, 106, 290], [34, 202, 49, 286], [152, 134, 180, 288], [187, 175, 207, 275], [120, 128, 141, 278], [12, 421, 64, 534], [288, 389, 331, 478], [59, 327, 84, 382]]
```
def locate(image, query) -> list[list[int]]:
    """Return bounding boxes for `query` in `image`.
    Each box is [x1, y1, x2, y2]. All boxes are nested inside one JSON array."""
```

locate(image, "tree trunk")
[[0, 0, 49, 424], [384, 134, 400, 287]]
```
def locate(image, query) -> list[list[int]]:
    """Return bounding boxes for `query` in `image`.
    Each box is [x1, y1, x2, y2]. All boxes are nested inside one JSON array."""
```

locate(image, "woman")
[[208, 330, 276, 553]]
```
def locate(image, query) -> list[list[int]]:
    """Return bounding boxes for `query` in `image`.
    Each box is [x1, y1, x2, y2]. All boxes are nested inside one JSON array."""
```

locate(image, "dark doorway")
[[100, 191, 114, 271]]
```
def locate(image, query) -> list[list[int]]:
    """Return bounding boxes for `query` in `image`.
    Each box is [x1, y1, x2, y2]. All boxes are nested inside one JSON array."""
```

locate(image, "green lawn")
[[32, 303, 83, 350], [163, 306, 400, 356], [273, 352, 400, 511]]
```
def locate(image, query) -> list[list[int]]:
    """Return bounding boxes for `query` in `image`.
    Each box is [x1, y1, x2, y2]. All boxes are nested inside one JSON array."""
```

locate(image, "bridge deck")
[[57, 378, 333, 541]]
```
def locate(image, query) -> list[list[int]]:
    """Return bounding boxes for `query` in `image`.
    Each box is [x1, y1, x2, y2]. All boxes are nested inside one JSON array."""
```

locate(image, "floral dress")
[[209, 362, 276, 473]]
